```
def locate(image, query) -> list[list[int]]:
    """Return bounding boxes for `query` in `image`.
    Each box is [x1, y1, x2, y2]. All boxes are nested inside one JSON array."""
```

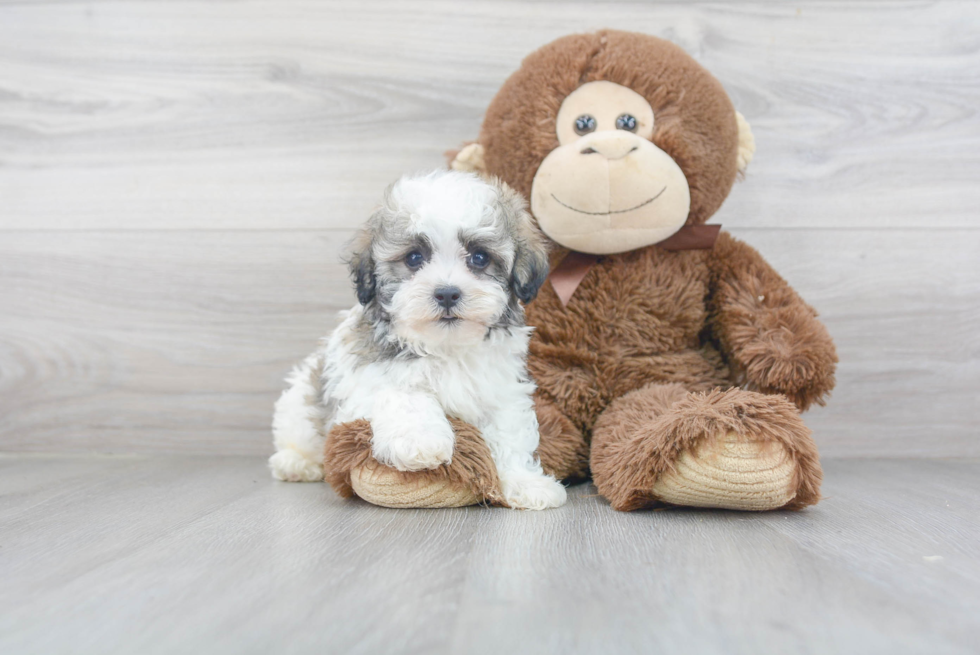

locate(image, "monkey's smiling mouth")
[[551, 186, 667, 216]]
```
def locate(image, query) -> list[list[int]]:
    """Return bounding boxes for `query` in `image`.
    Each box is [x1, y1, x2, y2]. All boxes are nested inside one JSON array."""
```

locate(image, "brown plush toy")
[[325, 30, 836, 511]]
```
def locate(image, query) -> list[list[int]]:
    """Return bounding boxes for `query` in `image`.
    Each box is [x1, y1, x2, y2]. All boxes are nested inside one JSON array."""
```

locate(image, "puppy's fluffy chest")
[[324, 306, 535, 427]]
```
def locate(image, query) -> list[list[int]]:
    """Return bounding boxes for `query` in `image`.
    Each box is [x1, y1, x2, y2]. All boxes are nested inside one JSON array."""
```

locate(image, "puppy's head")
[[348, 170, 549, 351]]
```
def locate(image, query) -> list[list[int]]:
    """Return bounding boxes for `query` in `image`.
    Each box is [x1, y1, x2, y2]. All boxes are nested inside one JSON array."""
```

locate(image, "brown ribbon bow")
[[548, 224, 721, 307]]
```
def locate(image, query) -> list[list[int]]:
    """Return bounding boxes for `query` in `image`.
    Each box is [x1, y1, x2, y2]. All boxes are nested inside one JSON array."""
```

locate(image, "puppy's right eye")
[[404, 251, 425, 269]]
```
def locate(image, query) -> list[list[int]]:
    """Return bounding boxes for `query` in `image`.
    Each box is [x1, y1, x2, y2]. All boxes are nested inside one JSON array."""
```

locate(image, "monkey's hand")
[[709, 233, 837, 411]]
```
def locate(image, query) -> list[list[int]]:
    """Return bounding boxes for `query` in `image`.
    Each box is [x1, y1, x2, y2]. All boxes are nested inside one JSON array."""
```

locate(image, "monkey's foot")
[[323, 418, 504, 509], [592, 386, 822, 512], [350, 460, 480, 508], [650, 430, 798, 511]]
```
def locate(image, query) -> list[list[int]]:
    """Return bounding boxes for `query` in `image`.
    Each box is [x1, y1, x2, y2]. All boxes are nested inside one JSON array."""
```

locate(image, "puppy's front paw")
[[501, 472, 567, 510], [371, 419, 455, 472]]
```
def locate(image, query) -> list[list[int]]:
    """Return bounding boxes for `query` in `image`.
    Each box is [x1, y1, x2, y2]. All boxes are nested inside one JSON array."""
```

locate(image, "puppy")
[[269, 170, 566, 510]]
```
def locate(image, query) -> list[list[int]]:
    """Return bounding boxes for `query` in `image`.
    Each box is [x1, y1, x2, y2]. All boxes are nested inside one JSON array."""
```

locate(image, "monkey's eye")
[[616, 114, 638, 132], [574, 115, 597, 135], [467, 250, 490, 270], [404, 250, 425, 269]]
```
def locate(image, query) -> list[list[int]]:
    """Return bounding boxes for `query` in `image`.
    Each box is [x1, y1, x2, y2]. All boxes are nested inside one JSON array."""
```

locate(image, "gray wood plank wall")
[[1, 0, 978, 457]]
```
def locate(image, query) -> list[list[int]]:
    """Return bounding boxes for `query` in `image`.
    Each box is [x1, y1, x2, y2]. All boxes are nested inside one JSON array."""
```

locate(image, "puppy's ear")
[[497, 181, 550, 304], [512, 229, 550, 304], [347, 228, 376, 305]]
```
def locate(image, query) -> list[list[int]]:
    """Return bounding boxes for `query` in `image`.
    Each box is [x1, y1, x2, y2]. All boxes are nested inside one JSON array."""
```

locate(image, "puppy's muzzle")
[[434, 286, 462, 311]]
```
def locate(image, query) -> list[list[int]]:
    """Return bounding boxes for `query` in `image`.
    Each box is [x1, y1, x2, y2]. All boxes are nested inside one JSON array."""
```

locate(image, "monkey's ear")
[[347, 230, 376, 305], [449, 143, 487, 175], [735, 112, 756, 175]]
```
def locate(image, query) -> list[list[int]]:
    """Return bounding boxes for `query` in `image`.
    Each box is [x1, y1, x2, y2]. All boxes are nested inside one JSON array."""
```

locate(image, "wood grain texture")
[[1, 1, 978, 456], [1, 228, 977, 456], [0, 1, 978, 230], [0, 231, 351, 454], [1, 455, 978, 654]]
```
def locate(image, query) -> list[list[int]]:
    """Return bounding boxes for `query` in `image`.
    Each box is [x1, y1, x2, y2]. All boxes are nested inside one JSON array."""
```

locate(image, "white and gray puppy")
[[269, 170, 566, 510]]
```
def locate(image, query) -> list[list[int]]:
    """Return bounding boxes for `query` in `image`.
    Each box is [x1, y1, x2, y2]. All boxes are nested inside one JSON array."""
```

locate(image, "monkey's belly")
[[529, 341, 730, 434], [600, 346, 731, 398]]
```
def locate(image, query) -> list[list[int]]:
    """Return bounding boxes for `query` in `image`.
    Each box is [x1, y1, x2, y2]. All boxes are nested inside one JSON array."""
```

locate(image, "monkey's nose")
[[579, 132, 640, 160], [434, 286, 462, 310]]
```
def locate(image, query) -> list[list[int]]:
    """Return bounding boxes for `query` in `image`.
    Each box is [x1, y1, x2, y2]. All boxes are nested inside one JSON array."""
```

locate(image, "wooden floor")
[[1, 456, 978, 655]]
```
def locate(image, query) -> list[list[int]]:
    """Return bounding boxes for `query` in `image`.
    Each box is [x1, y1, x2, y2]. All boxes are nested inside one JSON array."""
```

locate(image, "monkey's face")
[[465, 31, 754, 258], [530, 81, 691, 255]]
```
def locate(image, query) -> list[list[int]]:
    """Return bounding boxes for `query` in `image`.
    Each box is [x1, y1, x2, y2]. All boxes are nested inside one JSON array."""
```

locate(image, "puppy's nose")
[[434, 286, 462, 310], [579, 131, 640, 160]]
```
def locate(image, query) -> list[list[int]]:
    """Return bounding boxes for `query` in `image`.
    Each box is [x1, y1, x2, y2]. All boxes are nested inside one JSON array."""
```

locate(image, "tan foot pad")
[[350, 463, 481, 509], [651, 431, 797, 511]]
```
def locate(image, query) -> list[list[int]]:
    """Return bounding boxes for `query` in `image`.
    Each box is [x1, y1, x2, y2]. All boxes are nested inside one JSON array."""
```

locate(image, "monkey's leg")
[[324, 419, 495, 509], [323, 394, 589, 509], [590, 383, 822, 512]]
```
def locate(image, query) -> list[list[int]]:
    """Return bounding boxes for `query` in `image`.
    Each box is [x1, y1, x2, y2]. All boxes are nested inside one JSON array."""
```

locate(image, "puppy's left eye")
[[467, 250, 490, 270], [404, 250, 425, 269]]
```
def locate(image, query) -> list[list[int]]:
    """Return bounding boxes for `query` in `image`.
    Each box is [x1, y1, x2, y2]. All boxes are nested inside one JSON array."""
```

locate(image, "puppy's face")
[[349, 171, 549, 351]]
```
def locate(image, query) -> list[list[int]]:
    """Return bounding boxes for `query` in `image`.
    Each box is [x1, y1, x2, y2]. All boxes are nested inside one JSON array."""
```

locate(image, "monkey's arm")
[[706, 232, 837, 411]]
